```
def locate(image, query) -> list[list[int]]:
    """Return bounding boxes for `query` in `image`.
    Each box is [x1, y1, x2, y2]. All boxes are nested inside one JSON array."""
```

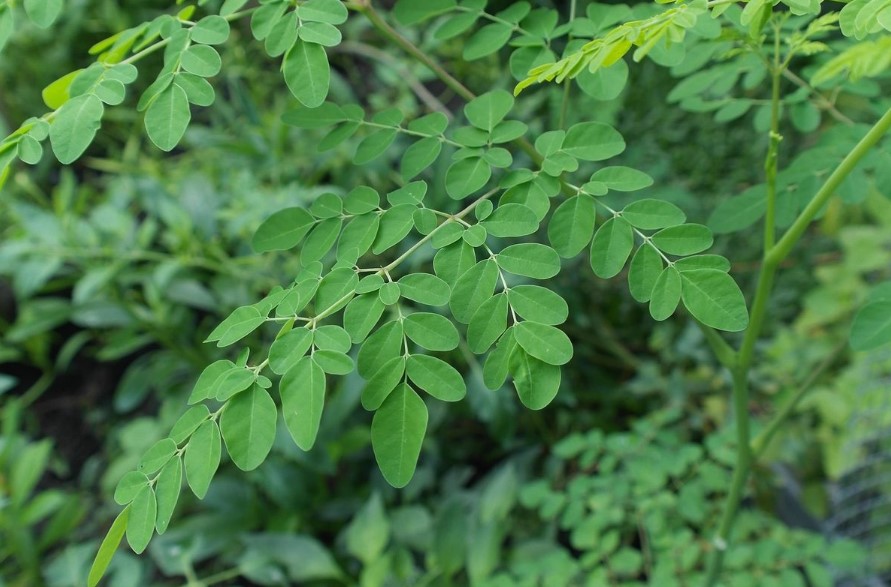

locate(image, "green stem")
[[702, 101, 891, 587], [762, 28, 782, 252]]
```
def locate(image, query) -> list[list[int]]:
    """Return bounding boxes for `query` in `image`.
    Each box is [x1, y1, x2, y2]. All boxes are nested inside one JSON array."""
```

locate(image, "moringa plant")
[[1, 0, 890, 585]]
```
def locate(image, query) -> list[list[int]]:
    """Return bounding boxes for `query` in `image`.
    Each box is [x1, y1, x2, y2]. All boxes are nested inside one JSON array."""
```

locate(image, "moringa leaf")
[[372, 384, 428, 488]]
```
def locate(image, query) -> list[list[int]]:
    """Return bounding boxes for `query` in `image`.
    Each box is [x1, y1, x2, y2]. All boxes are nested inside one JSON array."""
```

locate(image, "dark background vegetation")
[[1, 0, 889, 585]]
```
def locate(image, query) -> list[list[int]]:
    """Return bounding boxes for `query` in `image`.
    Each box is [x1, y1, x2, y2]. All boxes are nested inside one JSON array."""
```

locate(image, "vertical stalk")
[[557, 0, 578, 130], [763, 26, 782, 252]]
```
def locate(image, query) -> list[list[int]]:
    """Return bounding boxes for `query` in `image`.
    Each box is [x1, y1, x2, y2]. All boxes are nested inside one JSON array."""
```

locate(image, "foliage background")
[[0, 0, 888, 585]]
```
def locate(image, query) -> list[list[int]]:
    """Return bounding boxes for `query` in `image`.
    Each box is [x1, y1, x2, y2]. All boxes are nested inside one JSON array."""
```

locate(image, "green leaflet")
[[707, 187, 767, 234], [851, 300, 891, 351], [344, 293, 386, 343], [221, 385, 277, 471], [464, 90, 514, 132], [398, 273, 451, 306], [374, 204, 416, 253], [464, 23, 513, 60], [338, 214, 379, 260], [434, 240, 477, 284], [114, 471, 149, 506], [137, 438, 176, 475], [590, 217, 634, 279], [300, 0, 350, 24], [463, 224, 488, 247], [404, 312, 460, 351], [25, 0, 63, 28], [361, 356, 405, 411], [497, 244, 561, 279], [467, 293, 509, 353], [184, 420, 221, 499], [269, 327, 313, 375], [548, 194, 597, 258], [50, 94, 104, 164], [358, 320, 404, 378], [313, 350, 354, 375], [126, 485, 156, 554], [154, 457, 182, 534], [406, 354, 467, 402], [88, 507, 129, 587], [679, 269, 749, 332], [514, 321, 573, 366], [674, 255, 731, 272], [628, 244, 664, 303], [181, 45, 222, 78], [372, 384, 428, 488], [436, 10, 480, 40], [205, 305, 265, 347], [508, 285, 568, 326], [191, 15, 231, 45], [145, 84, 191, 151], [621, 199, 687, 230], [450, 259, 499, 323], [379, 282, 401, 305], [483, 328, 517, 390], [446, 157, 491, 199], [171, 406, 210, 443], [280, 357, 326, 450], [315, 267, 358, 312], [314, 325, 352, 352], [252, 207, 316, 252], [213, 367, 256, 401], [401, 136, 443, 180], [562, 122, 625, 161], [302, 217, 342, 262], [651, 224, 714, 256], [481, 203, 539, 237], [355, 128, 397, 164], [300, 22, 342, 47], [393, 0, 456, 25], [284, 40, 330, 108], [510, 348, 561, 410], [589, 166, 654, 192], [649, 266, 682, 321]]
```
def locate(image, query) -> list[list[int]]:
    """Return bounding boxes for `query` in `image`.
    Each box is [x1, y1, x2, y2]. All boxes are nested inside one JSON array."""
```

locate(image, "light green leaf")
[[252, 207, 315, 252], [674, 254, 731, 272], [191, 15, 230, 45], [481, 203, 539, 237], [463, 224, 488, 247], [372, 384, 428, 488], [314, 325, 352, 352], [170, 405, 209, 445], [344, 293, 386, 343], [338, 213, 379, 260], [299, 21, 342, 46], [284, 39, 330, 108], [137, 438, 176, 475], [621, 199, 686, 230], [361, 356, 405, 411], [18, 135, 43, 165], [358, 321, 404, 378], [467, 293, 509, 353], [850, 299, 891, 350], [590, 217, 634, 278], [649, 266, 681, 321], [651, 224, 714, 256], [315, 267, 358, 313], [355, 128, 397, 164], [114, 472, 149, 506], [180, 45, 223, 77], [24, 0, 62, 28], [221, 385, 277, 470], [88, 508, 129, 587], [184, 421, 220, 499], [301, 216, 342, 263], [628, 244, 663, 303], [188, 360, 233, 404], [398, 273, 451, 306], [154, 457, 182, 534], [508, 285, 568, 325], [510, 348, 561, 410], [514, 321, 573, 366], [300, 0, 350, 24], [590, 166, 653, 192], [313, 350, 354, 375], [548, 194, 596, 258], [483, 328, 517, 390], [393, 0, 456, 24], [373, 204, 416, 253], [464, 23, 513, 60], [497, 243, 560, 279], [404, 312, 460, 351], [176, 74, 215, 106], [562, 122, 625, 161], [266, 11, 299, 57], [450, 259, 499, 323], [145, 85, 191, 151], [206, 305, 265, 347], [281, 357, 326, 450], [311, 193, 343, 218], [401, 136, 443, 180], [406, 355, 466, 401], [50, 94, 104, 164], [446, 157, 491, 199], [464, 90, 514, 132], [126, 486, 156, 554], [269, 327, 313, 375], [344, 185, 380, 214], [680, 269, 749, 332], [434, 240, 477, 284]]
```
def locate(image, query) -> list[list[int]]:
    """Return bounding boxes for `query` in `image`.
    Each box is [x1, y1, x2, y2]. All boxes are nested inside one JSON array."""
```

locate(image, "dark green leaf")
[[373, 204, 416, 254], [184, 420, 221, 499], [628, 244, 663, 303], [482, 203, 539, 237], [361, 356, 405, 411], [404, 312, 459, 351], [680, 269, 749, 332], [269, 327, 313, 375], [434, 241, 477, 284], [548, 194, 596, 258], [651, 224, 714, 256], [450, 259, 499, 323], [394, 0, 456, 24], [851, 300, 891, 351], [446, 157, 491, 199], [358, 321, 404, 378], [497, 243, 561, 279], [398, 273, 450, 306], [344, 293, 386, 343], [467, 293, 509, 353], [508, 285, 568, 325], [562, 122, 625, 161], [514, 322, 573, 366], [621, 199, 686, 230], [510, 349, 561, 410], [313, 350, 354, 375], [284, 39, 330, 108], [483, 328, 516, 390], [401, 136, 443, 180], [464, 90, 514, 132], [590, 166, 653, 192], [406, 355, 466, 401], [280, 357, 326, 450], [220, 385, 277, 470], [649, 266, 681, 321], [464, 23, 513, 60], [372, 384, 428, 488], [252, 207, 315, 252]]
